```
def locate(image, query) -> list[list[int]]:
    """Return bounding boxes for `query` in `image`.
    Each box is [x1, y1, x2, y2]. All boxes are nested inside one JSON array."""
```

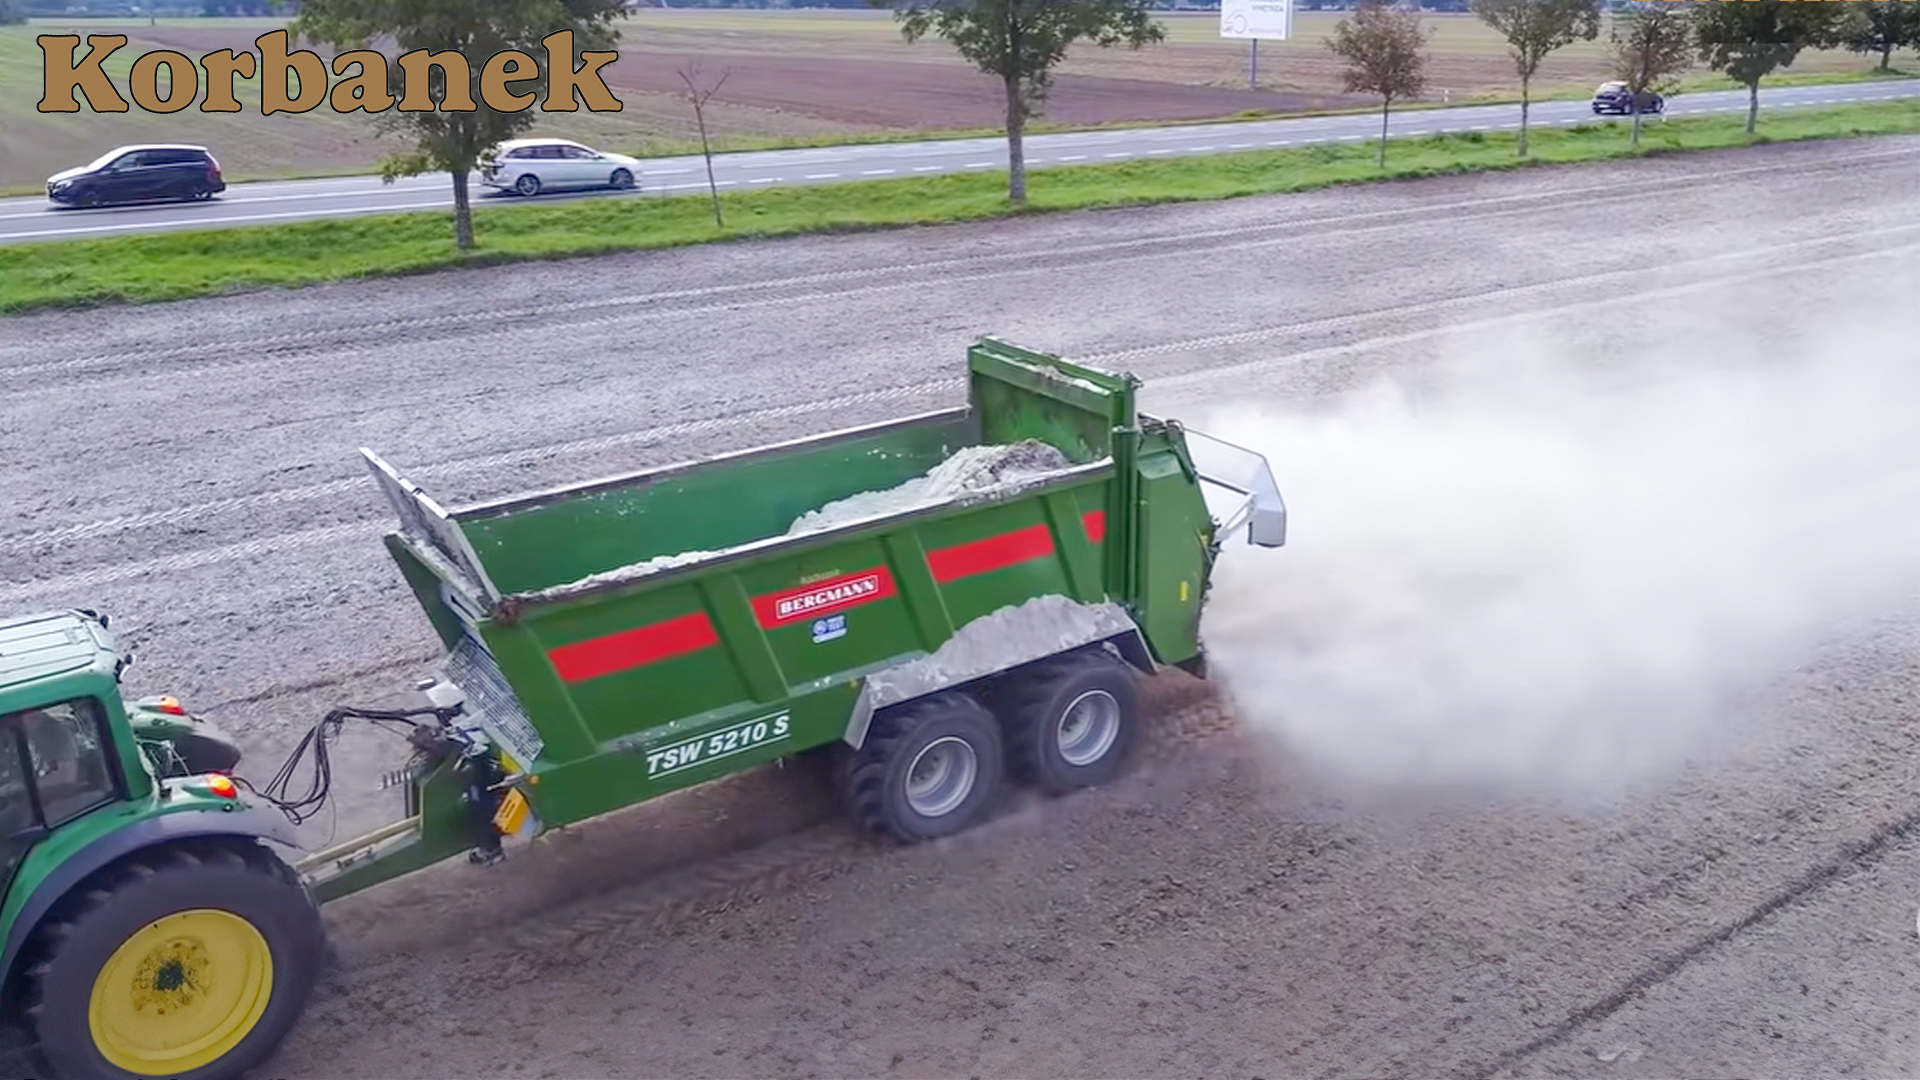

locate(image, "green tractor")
[[0, 610, 323, 1080]]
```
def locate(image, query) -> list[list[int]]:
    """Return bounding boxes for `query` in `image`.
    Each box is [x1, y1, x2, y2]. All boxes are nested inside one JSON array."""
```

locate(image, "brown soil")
[[604, 50, 1372, 131]]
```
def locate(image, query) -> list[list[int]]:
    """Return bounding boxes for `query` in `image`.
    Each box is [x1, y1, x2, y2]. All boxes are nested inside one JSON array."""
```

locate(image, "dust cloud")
[[1188, 274, 1920, 798]]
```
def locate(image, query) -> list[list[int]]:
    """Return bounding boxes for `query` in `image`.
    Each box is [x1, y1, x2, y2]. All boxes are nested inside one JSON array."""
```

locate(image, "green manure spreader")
[[0, 337, 1285, 1080]]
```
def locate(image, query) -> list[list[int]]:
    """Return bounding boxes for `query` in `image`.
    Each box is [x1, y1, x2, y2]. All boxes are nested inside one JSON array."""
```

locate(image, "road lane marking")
[[0, 200, 453, 240]]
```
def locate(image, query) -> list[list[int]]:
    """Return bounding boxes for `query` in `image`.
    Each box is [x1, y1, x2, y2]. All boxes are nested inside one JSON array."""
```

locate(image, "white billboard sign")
[[1220, 0, 1293, 40]]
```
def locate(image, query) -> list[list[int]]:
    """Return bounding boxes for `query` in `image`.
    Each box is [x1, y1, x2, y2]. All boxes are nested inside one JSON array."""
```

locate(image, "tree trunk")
[[451, 168, 473, 251], [1518, 73, 1530, 158], [1881, 42, 1893, 72], [696, 106, 723, 228], [1378, 97, 1389, 168], [1004, 71, 1027, 206], [1631, 105, 1644, 148], [1745, 80, 1759, 135]]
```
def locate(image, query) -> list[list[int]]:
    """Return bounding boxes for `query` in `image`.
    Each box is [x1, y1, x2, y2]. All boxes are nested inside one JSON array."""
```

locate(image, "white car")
[[480, 138, 641, 197]]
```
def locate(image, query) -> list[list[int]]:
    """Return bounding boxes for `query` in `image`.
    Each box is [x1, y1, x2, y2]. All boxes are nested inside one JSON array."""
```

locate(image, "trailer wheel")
[[843, 692, 1005, 844], [990, 648, 1140, 794], [26, 840, 324, 1080]]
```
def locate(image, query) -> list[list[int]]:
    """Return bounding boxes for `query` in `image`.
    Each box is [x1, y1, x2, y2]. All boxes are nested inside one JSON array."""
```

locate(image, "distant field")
[[4, 9, 1912, 189]]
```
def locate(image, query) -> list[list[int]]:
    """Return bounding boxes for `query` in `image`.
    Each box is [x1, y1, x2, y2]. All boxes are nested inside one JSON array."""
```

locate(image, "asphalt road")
[[0, 78, 1913, 245], [5, 133, 1920, 1078]]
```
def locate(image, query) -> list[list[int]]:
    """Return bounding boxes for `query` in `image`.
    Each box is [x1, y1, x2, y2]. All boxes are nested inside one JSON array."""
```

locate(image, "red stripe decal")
[[927, 523, 1056, 583], [548, 611, 719, 682], [753, 567, 898, 628], [1082, 509, 1106, 545]]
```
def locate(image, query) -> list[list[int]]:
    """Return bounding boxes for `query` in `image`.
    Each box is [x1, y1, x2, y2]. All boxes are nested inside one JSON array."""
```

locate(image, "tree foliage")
[[1326, 0, 1431, 168], [1840, 0, 1920, 72], [873, 0, 1165, 205], [1690, 0, 1850, 134], [292, 0, 627, 250], [1469, 0, 1600, 157], [1610, 2, 1692, 148]]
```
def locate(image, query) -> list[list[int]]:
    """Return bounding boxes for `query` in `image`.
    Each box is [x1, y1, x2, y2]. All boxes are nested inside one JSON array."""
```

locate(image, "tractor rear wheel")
[[27, 840, 324, 1080], [988, 648, 1141, 794], [841, 692, 1004, 844]]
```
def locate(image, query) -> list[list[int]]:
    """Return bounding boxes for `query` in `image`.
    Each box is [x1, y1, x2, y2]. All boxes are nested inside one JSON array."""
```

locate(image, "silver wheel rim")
[[1057, 690, 1121, 767], [905, 736, 977, 818]]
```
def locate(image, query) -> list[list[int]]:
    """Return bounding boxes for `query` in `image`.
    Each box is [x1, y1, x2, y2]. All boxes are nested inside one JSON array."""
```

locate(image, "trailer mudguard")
[[841, 595, 1155, 749], [0, 803, 300, 998]]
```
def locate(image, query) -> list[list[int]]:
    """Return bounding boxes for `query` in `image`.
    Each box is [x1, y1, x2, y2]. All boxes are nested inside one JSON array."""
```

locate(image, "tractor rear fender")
[[0, 804, 301, 1004], [842, 596, 1156, 750]]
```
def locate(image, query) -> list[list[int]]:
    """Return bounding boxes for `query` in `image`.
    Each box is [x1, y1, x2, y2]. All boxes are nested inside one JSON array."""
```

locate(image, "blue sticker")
[[811, 614, 847, 643]]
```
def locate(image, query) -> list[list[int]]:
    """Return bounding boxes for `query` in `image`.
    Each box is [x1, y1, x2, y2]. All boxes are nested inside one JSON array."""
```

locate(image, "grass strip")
[[3, 99, 1915, 316]]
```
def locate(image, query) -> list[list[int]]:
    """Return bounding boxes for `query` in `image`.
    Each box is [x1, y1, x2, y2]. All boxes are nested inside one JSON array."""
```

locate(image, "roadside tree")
[[292, 0, 628, 251], [1690, 0, 1850, 135], [1469, 0, 1602, 157], [0, 0, 24, 26], [1841, 0, 1920, 72], [871, 0, 1165, 206], [1609, 1, 1692, 148], [678, 63, 730, 228], [1326, 0, 1432, 168]]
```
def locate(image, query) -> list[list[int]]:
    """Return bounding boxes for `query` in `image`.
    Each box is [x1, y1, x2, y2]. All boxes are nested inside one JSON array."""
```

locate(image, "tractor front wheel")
[[27, 841, 324, 1080]]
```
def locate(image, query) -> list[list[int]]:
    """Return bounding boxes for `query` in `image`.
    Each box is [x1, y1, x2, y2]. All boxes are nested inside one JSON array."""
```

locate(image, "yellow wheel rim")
[[87, 908, 274, 1076]]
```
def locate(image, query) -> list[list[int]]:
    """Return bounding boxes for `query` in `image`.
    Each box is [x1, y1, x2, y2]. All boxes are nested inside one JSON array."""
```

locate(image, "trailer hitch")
[[237, 704, 466, 827]]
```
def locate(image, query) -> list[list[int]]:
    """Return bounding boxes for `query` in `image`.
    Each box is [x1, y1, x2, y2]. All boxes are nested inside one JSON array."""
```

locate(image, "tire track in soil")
[[5, 146, 1913, 384], [1463, 805, 1920, 1080], [8, 224, 1918, 573]]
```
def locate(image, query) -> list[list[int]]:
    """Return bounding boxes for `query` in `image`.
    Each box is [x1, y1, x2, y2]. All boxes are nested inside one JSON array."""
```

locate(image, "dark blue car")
[[1591, 81, 1664, 116], [46, 144, 226, 209]]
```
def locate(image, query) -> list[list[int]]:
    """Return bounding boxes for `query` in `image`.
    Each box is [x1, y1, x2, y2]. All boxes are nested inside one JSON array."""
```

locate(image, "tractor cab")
[[0, 613, 148, 893]]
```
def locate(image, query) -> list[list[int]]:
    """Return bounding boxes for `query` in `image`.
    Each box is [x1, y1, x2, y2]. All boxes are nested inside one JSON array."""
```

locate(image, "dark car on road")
[[46, 144, 226, 208], [1591, 81, 1664, 116]]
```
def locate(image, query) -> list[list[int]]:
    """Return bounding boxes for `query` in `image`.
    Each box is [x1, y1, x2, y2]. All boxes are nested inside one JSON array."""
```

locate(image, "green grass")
[[3, 98, 1915, 316]]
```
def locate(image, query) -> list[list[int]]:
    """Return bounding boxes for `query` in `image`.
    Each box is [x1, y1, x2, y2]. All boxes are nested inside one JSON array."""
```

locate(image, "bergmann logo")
[[775, 573, 881, 622]]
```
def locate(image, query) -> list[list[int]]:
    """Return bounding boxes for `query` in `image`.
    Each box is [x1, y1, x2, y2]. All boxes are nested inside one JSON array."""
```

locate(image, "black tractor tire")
[[987, 648, 1141, 795], [27, 840, 325, 1080], [840, 692, 1005, 844]]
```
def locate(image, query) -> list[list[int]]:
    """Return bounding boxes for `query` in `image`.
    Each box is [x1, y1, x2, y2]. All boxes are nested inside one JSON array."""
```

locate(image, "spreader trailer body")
[[0, 336, 1283, 1080]]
